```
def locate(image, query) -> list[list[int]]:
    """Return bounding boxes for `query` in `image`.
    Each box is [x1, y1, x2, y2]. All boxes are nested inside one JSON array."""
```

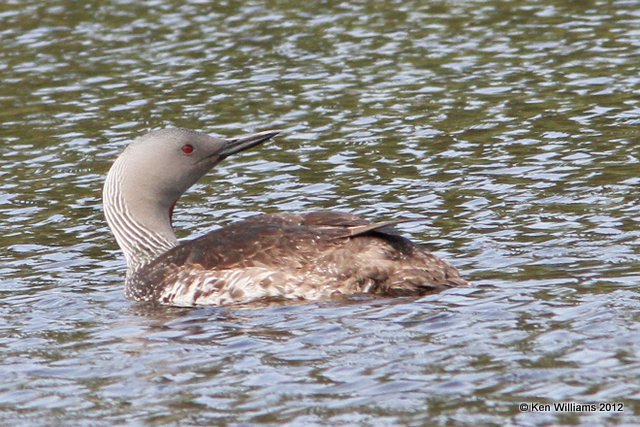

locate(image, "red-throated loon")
[[103, 128, 468, 306]]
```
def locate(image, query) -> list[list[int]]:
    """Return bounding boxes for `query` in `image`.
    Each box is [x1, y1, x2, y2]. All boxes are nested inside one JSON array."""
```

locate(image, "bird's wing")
[[145, 212, 418, 271]]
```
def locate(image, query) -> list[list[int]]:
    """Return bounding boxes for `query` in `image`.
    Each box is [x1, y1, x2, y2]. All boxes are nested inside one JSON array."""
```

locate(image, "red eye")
[[182, 144, 194, 154]]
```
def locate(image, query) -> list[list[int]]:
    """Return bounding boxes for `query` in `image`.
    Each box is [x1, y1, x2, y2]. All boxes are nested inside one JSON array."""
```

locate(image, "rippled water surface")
[[2, 0, 640, 425]]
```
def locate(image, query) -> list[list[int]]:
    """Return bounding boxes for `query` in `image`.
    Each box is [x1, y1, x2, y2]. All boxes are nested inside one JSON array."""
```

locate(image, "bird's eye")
[[181, 144, 194, 154]]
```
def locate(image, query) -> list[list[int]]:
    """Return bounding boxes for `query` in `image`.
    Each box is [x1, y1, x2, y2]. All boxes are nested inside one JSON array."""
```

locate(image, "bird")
[[103, 128, 468, 307]]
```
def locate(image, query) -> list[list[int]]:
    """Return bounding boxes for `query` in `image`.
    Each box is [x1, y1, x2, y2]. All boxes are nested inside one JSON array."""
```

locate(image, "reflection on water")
[[1, 0, 639, 425]]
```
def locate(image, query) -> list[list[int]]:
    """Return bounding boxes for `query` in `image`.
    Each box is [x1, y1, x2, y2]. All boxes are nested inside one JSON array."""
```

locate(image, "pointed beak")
[[219, 130, 281, 158]]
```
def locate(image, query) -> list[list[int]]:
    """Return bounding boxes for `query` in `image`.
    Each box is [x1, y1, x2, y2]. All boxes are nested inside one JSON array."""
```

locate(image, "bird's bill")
[[219, 130, 281, 158]]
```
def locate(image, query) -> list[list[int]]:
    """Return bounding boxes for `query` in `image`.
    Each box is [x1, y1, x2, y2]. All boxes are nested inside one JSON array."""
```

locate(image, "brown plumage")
[[127, 211, 468, 306]]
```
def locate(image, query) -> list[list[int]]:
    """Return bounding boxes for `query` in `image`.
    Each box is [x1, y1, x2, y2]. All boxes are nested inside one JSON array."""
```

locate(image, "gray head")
[[103, 128, 279, 269], [114, 128, 279, 217]]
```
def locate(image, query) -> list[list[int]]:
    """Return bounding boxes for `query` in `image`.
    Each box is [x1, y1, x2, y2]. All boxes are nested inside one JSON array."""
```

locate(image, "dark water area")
[[1, 0, 639, 425]]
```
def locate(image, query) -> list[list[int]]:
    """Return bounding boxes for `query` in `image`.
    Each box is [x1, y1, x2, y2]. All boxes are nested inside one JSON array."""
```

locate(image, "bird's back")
[[126, 211, 468, 306]]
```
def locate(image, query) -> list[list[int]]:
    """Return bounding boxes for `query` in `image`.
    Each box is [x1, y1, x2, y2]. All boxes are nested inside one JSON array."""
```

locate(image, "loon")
[[103, 128, 468, 306]]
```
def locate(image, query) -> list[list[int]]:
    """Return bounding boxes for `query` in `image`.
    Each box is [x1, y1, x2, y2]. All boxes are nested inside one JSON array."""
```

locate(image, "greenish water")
[[1, 0, 639, 425]]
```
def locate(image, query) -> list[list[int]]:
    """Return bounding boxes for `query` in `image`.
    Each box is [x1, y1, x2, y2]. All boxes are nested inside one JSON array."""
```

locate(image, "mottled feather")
[[126, 211, 468, 306]]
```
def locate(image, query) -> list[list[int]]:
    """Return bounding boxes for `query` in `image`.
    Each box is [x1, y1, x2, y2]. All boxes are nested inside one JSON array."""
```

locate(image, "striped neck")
[[103, 156, 178, 272]]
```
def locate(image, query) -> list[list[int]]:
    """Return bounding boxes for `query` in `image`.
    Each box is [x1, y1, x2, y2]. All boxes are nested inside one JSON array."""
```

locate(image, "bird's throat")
[[169, 200, 177, 225]]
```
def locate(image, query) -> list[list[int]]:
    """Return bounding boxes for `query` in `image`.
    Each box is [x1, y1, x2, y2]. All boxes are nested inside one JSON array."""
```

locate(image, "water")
[[1, 0, 639, 425]]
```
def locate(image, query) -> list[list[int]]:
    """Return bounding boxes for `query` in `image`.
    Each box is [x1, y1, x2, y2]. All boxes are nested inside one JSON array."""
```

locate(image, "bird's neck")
[[103, 159, 178, 272]]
